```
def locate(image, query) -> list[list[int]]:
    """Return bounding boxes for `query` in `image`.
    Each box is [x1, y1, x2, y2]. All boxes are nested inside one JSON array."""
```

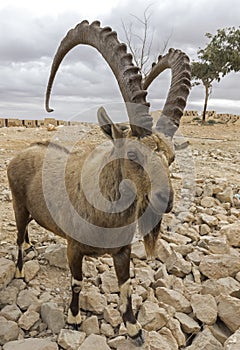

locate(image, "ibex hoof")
[[71, 323, 79, 331], [15, 266, 25, 279], [67, 309, 82, 327], [24, 244, 35, 255], [130, 329, 144, 347]]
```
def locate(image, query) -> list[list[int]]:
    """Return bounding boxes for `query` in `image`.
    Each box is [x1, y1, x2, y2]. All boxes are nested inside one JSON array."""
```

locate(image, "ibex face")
[[120, 133, 174, 215], [92, 106, 174, 255]]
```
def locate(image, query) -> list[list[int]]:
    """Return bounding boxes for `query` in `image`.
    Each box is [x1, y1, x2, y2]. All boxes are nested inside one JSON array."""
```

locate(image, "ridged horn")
[[45, 20, 153, 137], [142, 48, 191, 138]]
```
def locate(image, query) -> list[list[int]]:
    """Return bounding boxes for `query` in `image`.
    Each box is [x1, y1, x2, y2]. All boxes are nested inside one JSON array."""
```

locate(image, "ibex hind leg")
[[14, 206, 31, 279]]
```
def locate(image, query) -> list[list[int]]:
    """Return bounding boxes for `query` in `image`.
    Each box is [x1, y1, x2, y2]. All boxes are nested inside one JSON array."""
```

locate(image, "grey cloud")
[[0, 8, 90, 63], [0, 0, 239, 121]]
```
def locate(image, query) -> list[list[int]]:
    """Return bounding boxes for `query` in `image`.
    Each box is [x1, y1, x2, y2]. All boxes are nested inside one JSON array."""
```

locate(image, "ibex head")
[[45, 20, 191, 255]]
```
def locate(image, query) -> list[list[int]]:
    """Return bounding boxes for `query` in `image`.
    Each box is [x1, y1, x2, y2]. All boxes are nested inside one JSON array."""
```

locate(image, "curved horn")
[[142, 48, 191, 138], [45, 20, 152, 137]]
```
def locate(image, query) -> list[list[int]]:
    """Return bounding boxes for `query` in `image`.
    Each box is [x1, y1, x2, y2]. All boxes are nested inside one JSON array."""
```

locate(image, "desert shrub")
[[192, 117, 201, 122], [207, 119, 217, 125]]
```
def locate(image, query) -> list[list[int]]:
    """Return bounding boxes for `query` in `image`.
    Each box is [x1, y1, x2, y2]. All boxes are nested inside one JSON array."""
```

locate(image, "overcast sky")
[[0, 0, 239, 123]]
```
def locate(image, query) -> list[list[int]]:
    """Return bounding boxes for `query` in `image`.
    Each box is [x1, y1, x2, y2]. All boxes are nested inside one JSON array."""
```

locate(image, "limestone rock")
[[18, 308, 40, 330], [115, 337, 144, 350], [209, 322, 231, 345], [224, 328, 240, 350], [203, 183, 214, 197], [40, 302, 65, 334], [134, 265, 155, 287], [24, 260, 40, 282], [156, 287, 192, 313], [117, 331, 165, 350], [138, 301, 169, 331], [1, 189, 12, 201], [217, 277, 240, 295], [199, 213, 218, 226], [3, 338, 58, 350], [175, 244, 194, 257], [186, 250, 204, 266], [159, 327, 179, 349], [191, 294, 217, 325], [10, 279, 26, 291], [47, 123, 57, 131], [216, 186, 233, 204], [202, 277, 240, 297], [147, 330, 178, 350], [78, 334, 111, 350], [200, 223, 211, 235], [177, 211, 195, 223], [200, 196, 218, 208], [82, 260, 98, 278], [0, 304, 22, 322], [185, 327, 222, 349], [155, 238, 172, 263], [0, 258, 15, 289], [154, 263, 169, 281], [131, 241, 147, 260], [0, 286, 18, 307], [175, 312, 200, 334], [100, 322, 114, 337], [218, 295, 240, 332], [80, 315, 100, 336], [100, 270, 119, 294], [0, 316, 19, 345], [167, 317, 186, 347], [199, 236, 230, 254], [199, 254, 240, 279], [107, 335, 126, 349], [43, 244, 68, 269], [103, 306, 121, 328], [58, 329, 86, 350], [220, 223, 240, 247], [166, 251, 192, 277], [16, 289, 39, 311], [80, 285, 107, 314], [132, 293, 143, 312], [161, 232, 191, 245]]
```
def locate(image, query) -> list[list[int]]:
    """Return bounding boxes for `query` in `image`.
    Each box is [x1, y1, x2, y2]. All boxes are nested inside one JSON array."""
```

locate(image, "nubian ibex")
[[8, 20, 191, 345]]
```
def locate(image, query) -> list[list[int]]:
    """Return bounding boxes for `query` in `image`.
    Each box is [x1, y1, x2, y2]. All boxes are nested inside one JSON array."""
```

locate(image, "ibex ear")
[[97, 107, 124, 141]]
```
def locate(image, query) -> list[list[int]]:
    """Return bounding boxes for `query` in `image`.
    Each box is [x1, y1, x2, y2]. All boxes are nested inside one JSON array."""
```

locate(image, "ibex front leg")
[[113, 246, 144, 346], [67, 240, 83, 328]]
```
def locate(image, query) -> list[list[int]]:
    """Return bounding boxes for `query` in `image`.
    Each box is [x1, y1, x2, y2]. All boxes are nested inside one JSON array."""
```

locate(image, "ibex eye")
[[127, 151, 137, 161]]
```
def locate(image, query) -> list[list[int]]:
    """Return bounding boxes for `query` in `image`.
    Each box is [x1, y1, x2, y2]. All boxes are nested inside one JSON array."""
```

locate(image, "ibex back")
[[7, 20, 191, 346]]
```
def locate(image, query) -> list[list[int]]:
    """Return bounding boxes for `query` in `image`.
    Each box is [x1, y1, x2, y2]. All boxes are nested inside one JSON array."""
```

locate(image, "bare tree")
[[121, 5, 172, 77]]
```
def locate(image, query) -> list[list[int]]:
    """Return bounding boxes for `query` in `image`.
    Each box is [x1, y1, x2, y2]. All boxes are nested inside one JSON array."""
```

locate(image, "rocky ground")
[[0, 117, 240, 350]]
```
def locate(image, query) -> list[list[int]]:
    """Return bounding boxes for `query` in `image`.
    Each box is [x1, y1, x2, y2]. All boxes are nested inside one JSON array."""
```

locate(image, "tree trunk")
[[202, 84, 209, 124]]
